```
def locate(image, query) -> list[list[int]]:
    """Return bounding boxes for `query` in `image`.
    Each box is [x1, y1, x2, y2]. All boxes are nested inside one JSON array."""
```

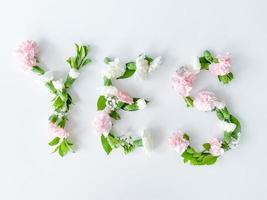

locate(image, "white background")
[[0, 0, 266, 199]]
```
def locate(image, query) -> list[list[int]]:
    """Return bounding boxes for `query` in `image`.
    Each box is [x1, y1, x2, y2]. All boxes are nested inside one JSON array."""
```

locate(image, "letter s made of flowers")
[[169, 50, 241, 165], [16, 41, 91, 157], [94, 54, 162, 155]]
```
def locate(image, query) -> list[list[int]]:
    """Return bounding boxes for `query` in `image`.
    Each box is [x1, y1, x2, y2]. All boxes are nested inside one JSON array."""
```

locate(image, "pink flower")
[[94, 109, 112, 136], [116, 90, 133, 104], [171, 67, 195, 97], [49, 123, 69, 139], [168, 131, 189, 154], [16, 40, 40, 69], [209, 138, 224, 156], [194, 91, 218, 111], [209, 53, 231, 76]]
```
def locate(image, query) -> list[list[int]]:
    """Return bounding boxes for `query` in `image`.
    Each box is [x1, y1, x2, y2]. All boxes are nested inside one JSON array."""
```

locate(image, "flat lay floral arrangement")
[[16, 40, 241, 166]]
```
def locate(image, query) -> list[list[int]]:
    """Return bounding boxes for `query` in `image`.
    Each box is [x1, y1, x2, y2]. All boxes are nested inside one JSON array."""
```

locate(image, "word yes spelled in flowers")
[[94, 54, 162, 154], [16, 40, 91, 157]]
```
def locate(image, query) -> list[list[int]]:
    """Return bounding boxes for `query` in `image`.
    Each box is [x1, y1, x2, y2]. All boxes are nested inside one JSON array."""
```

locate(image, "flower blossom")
[[171, 67, 195, 97], [168, 131, 190, 154], [209, 53, 231, 76]]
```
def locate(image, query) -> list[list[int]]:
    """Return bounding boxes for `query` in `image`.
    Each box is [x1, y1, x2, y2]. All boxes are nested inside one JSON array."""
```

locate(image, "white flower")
[[223, 122, 236, 132], [141, 130, 153, 154], [136, 99, 147, 110], [52, 79, 64, 91], [69, 68, 80, 79], [40, 71, 54, 83], [106, 96, 118, 110], [215, 102, 226, 110], [190, 57, 201, 74], [148, 56, 162, 73], [98, 86, 118, 97], [135, 55, 149, 79], [103, 58, 125, 79]]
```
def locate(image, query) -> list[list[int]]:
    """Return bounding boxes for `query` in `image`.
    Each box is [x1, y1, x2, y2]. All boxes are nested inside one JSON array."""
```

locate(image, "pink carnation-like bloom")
[[209, 138, 224, 156], [94, 109, 112, 136], [168, 131, 190, 154], [171, 67, 195, 97], [16, 40, 40, 69], [116, 90, 134, 104], [209, 53, 231, 76], [194, 91, 218, 112], [49, 123, 69, 139]]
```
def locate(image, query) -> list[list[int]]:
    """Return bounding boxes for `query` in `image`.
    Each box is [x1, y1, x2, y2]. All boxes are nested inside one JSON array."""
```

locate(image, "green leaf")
[[144, 56, 153, 64], [126, 62, 136, 70], [123, 104, 139, 111], [203, 155, 217, 165], [183, 133, 190, 141], [117, 68, 136, 79], [103, 77, 112, 86], [218, 72, 234, 84], [53, 97, 64, 110], [133, 139, 143, 147], [32, 66, 45, 75], [216, 109, 224, 120], [82, 58, 91, 66], [223, 132, 232, 143], [58, 140, 69, 157], [109, 110, 120, 120], [199, 57, 210, 70], [49, 114, 58, 123], [48, 137, 60, 146], [104, 57, 111, 64], [97, 96, 106, 111], [203, 143, 211, 151], [184, 96, 194, 107], [101, 134, 112, 154], [203, 50, 213, 62], [230, 115, 241, 139], [186, 147, 195, 154]]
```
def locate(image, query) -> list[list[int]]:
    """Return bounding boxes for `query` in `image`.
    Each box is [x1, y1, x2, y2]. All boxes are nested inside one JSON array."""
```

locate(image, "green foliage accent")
[[203, 143, 211, 151], [103, 77, 112, 86], [218, 72, 234, 84], [181, 146, 218, 165], [104, 57, 111, 64], [109, 110, 120, 120], [126, 62, 136, 70], [199, 57, 210, 70], [183, 134, 190, 141], [184, 96, 194, 107], [101, 134, 113, 154], [32, 66, 45, 75], [144, 56, 153, 64], [97, 96, 106, 111], [117, 68, 136, 79], [66, 44, 91, 70], [230, 115, 241, 139], [48, 137, 60, 146], [123, 103, 139, 111]]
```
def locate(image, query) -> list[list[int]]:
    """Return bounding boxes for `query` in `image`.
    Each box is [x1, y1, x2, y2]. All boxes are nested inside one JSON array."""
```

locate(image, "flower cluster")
[[94, 55, 161, 155], [197, 50, 234, 84], [170, 50, 241, 165], [103, 54, 162, 80], [16, 41, 91, 157]]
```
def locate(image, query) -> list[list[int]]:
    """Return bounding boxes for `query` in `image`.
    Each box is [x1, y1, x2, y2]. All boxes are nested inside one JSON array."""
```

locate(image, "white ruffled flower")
[[148, 56, 162, 73], [135, 55, 149, 79], [98, 86, 118, 97], [40, 71, 54, 83], [106, 96, 118, 110], [103, 58, 125, 79], [216, 102, 226, 110], [136, 99, 147, 110], [69, 68, 80, 79], [191, 57, 201, 74], [52, 79, 64, 91], [223, 122, 236, 132], [141, 130, 153, 154]]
